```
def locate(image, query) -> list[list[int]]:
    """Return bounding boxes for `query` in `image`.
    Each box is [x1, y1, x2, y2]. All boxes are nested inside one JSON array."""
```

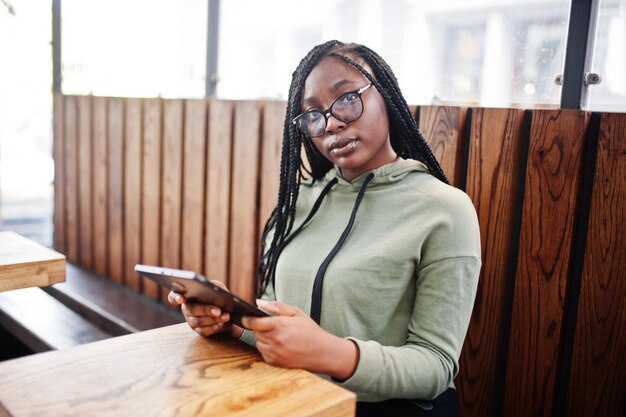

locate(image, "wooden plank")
[[124, 98, 142, 291], [458, 108, 526, 417], [77, 96, 93, 269], [53, 94, 65, 254], [418, 105, 468, 187], [107, 98, 124, 284], [205, 99, 233, 284], [181, 100, 207, 273], [92, 97, 109, 276], [63, 96, 79, 263], [0, 324, 356, 417], [141, 99, 162, 300], [258, 100, 285, 237], [160, 99, 184, 301], [229, 101, 262, 302], [504, 110, 589, 417], [566, 113, 626, 417]]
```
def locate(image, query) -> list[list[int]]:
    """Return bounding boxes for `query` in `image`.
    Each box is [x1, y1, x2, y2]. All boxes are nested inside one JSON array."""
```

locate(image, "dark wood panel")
[[124, 98, 142, 291], [53, 94, 65, 253], [92, 97, 109, 276], [181, 100, 207, 273], [259, 100, 285, 237], [459, 108, 526, 417], [418, 105, 468, 187], [141, 99, 162, 300], [205, 99, 233, 284], [63, 96, 79, 263], [228, 101, 261, 302], [504, 110, 589, 417], [566, 113, 626, 417], [107, 98, 124, 284], [77, 96, 93, 269]]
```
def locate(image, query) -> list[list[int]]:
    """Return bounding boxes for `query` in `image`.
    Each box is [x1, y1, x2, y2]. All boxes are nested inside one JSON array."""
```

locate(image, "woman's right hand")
[[167, 280, 243, 338]]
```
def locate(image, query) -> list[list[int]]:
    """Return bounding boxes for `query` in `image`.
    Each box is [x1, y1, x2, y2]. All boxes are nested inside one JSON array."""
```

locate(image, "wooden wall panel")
[[258, 101, 286, 238], [228, 101, 262, 302], [458, 108, 527, 417], [181, 100, 207, 274], [107, 98, 124, 284], [418, 105, 468, 188], [160, 100, 184, 301], [204, 100, 233, 284], [77, 96, 93, 268], [566, 113, 626, 417], [124, 99, 142, 291], [141, 99, 162, 300], [63, 96, 79, 263], [92, 97, 108, 276], [504, 110, 589, 417], [53, 94, 65, 253]]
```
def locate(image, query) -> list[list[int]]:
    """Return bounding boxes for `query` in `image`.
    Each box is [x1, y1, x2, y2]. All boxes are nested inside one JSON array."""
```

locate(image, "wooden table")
[[0, 323, 356, 417], [0, 231, 65, 292]]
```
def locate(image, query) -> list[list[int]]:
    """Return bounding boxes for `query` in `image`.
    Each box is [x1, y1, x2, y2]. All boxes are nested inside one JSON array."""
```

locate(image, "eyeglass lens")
[[296, 90, 364, 138]]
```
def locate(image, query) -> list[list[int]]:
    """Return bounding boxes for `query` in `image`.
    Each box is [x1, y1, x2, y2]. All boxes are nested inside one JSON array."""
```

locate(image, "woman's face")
[[301, 56, 397, 181]]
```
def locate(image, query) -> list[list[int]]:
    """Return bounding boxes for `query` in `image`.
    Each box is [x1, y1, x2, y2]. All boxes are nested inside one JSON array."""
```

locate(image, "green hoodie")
[[240, 159, 481, 402]]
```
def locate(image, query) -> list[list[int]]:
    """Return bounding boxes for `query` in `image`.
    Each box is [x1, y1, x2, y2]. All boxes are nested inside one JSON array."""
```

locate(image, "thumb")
[[256, 300, 301, 317]]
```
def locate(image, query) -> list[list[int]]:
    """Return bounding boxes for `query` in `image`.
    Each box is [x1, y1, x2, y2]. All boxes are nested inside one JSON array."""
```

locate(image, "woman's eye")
[[341, 92, 359, 103]]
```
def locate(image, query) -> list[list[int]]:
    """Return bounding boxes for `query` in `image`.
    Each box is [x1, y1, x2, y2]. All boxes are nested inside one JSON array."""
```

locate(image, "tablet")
[[134, 264, 270, 328]]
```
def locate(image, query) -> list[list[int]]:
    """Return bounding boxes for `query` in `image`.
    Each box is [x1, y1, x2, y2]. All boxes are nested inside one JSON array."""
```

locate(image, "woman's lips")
[[330, 138, 358, 157]]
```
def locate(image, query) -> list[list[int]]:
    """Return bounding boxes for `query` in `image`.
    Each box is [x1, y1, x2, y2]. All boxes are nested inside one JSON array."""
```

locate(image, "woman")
[[170, 40, 481, 416]]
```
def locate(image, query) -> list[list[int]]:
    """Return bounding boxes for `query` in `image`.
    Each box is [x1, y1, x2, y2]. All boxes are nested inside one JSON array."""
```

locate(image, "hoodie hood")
[[324, 158, 430, 188]]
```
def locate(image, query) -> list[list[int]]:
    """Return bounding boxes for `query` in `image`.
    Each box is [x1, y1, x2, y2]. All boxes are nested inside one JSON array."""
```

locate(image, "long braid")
[[257, 40, 448, 296]]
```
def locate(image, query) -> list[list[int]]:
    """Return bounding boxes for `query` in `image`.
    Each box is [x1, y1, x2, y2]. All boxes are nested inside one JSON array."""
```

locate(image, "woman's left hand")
[[241, 300, 359, 380]]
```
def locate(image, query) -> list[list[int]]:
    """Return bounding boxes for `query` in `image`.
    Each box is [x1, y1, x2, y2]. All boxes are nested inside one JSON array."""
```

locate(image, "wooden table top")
[[0, 323, 356, 417], [0, 231, 65, 292]]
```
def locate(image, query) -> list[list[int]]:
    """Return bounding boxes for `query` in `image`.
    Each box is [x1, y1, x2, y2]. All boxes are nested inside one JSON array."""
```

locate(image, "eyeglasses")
[[292, 83, 372, 138]]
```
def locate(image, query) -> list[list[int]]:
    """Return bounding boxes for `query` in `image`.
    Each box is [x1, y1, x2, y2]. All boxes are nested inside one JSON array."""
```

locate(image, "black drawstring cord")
[[310, 173, 374, 324]]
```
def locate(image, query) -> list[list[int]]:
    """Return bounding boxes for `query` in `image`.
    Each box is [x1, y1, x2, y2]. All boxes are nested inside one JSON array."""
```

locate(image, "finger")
[[257, 300, 300, 317], [187, 315, 224, 328], [241, 316, 276, 332], [182, 302, 222, 318], [168, 291, 186, 305], [194, 323, 224, 337]]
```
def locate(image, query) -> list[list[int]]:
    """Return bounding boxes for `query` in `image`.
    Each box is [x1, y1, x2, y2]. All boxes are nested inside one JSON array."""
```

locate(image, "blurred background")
[[0, 0, 625, 246]]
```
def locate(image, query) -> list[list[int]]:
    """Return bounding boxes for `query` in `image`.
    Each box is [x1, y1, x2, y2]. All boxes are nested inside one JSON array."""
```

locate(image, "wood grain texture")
[[107, 98, 124, 284], [141, 99, 162, 300], [458, 108, 526, 417], [504, 110, 589, 417], [53, 94, 65, 254], [181, 100, 207, 273], [0, 324, 355, 417], [418, 105, 468, 187], [92, 97, 109, 276], [205, 99, 233, 284], [258, 101, 285, 238], [63, 96, 79, 263], [229, 101, 262, 302], [77, 96, 93, 269], [123, 98, 142, 291], [565, 113, 626, 417]]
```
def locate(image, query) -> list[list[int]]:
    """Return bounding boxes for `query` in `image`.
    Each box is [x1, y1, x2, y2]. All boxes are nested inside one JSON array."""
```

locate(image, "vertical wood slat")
[[504, 110, 590, 417], [566, 113, 626, 417], [418, 105, 468, 187], [123, 99, 142, 291], [229, 101, 262, 302], [160, 100, 184, 301], [53, 94, 65, 253], [258, 101, 286, 238], [141, 99, 162, 300], [458, 108, 527, 417], [77, 96, 93, 269], [92, 97, 109, 276], [63, 96, 79, 263], [181, 100, 207, 273], [205, 100, 233, 284], [107, 98, 124, 284]]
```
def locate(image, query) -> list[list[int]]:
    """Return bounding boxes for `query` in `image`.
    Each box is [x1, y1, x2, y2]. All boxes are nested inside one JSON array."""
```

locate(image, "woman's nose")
[[325, 113, 346, 134]]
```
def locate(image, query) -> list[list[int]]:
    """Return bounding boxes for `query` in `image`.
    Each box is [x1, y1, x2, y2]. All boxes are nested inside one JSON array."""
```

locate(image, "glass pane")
[[217, 0, 571, 108], [586, 0, 626, 112], [62, 0, 207, 98]]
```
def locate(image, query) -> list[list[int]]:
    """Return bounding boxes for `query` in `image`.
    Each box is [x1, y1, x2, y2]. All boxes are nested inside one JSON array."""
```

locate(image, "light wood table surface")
[[0, 323, 356, 417], [0, 231, 65, 292]]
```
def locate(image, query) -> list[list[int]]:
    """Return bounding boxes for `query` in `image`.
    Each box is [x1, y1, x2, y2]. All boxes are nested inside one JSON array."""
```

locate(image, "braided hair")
[[257, 40, 448, 297]]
